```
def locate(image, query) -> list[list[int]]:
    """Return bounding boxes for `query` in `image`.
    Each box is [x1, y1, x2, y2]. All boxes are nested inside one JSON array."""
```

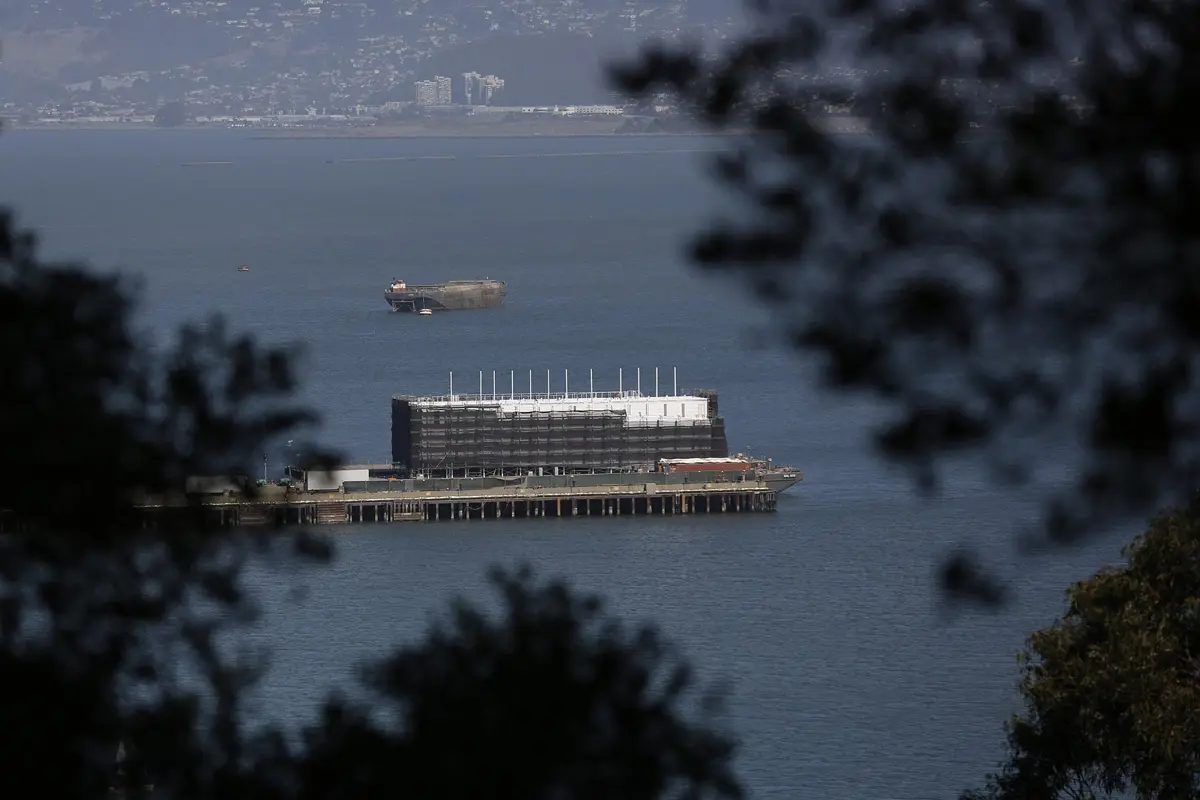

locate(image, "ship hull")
[[342, 468, 803, 496], [385, 279, 507, 312], [763, 474, 802, 494]]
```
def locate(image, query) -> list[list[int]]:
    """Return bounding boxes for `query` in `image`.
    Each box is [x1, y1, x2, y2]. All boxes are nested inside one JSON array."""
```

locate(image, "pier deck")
[[134, 479, 780, 528]]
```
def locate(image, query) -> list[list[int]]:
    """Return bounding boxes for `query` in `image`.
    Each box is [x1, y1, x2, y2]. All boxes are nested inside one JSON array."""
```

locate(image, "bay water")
[[0, 129, 1126, 798]]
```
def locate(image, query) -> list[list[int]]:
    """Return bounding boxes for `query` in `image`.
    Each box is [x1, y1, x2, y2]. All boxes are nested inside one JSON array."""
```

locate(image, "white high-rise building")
[[462, 71, 482, 104], [414, 79, 438, 105], [462, 72, 506, 105], [434, 76, 453, 105], [479, 74, 505, 105]]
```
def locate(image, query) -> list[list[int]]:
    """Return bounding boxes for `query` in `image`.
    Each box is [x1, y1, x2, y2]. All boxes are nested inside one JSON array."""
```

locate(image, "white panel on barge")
[[407, 391, 712, 427]]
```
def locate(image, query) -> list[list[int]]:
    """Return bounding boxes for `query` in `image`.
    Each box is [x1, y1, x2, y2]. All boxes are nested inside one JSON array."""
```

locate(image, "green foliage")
[[608, 0, 1200, 603], [964, 493, 1200, 799]]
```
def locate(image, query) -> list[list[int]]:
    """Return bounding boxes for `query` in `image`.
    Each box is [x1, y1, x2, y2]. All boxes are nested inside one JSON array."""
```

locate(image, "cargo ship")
[[385, 278, 507, 312]]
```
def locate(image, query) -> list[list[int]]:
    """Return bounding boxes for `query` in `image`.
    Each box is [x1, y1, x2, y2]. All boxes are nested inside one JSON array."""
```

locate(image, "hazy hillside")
[[0, 0, 746, 110]]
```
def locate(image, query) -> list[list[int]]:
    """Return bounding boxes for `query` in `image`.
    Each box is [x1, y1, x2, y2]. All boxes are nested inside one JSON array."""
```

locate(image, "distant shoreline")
[[245, 130, 735, 140], [5, 117, 870, 138], [4, 123, 727, 137]]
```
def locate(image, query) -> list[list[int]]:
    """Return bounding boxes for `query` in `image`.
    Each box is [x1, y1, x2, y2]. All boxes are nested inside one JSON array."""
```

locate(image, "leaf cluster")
[[965, 492, 1200, 799]]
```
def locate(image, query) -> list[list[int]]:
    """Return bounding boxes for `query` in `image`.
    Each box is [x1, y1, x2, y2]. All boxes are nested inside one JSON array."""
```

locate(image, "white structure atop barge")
[[417, 368, 712, 426]]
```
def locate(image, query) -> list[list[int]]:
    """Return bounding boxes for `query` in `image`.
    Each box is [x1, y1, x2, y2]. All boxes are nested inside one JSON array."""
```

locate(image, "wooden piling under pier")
[[132, 482, 780, 529]]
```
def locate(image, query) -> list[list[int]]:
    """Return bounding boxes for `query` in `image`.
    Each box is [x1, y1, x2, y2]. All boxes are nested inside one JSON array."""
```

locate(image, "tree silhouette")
[[0, 206, 740, 796], [297, 566, 741, 800], [608, 0, 1200, 605], [962, 492, 1200, 799], [0, 207, 340, 796]]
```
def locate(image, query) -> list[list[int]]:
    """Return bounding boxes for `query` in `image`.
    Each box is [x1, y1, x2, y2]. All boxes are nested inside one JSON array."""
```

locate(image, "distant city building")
[[556, 104, 623, 116], [434, 75, 453, 105], [480, 75, 504, 104], [462, 71, 506, 105], [414, 76, 454, 105], [460, 71, 480, 104], [516, 105, 625, 116], [414, 79, 438, 105]]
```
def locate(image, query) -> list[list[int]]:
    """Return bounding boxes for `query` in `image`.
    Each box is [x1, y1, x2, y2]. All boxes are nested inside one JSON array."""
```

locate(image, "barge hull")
[[385, 279, 507, 312], [130, 481, 780, 529]]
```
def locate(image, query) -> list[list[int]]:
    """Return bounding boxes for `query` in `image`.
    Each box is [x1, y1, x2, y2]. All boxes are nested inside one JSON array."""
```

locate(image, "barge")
[[385, 278, 507, 312], [93, 367, 801, 531]]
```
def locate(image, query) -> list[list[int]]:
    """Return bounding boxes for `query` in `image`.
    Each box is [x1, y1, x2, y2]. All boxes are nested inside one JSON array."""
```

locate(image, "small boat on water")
[[418, 308, 433, 316], [238, 264, 251, 272]]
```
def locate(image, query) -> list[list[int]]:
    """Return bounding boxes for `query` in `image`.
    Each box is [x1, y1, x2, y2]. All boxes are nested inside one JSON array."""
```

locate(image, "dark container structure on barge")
[[391, 368, 729, 477]]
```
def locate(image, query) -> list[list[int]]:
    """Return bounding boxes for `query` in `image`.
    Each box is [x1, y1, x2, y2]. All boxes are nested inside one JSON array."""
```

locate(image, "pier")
[[132, 479, 780, 530]]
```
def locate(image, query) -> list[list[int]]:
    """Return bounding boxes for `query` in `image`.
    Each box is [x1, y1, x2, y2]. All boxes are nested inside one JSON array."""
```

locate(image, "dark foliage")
[[962, 491, 1200, 799], [0, 208, 741, 797], [297, 565, 741, 800], [609, 0, 1200, 605], [0, 208, 339, 796]]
